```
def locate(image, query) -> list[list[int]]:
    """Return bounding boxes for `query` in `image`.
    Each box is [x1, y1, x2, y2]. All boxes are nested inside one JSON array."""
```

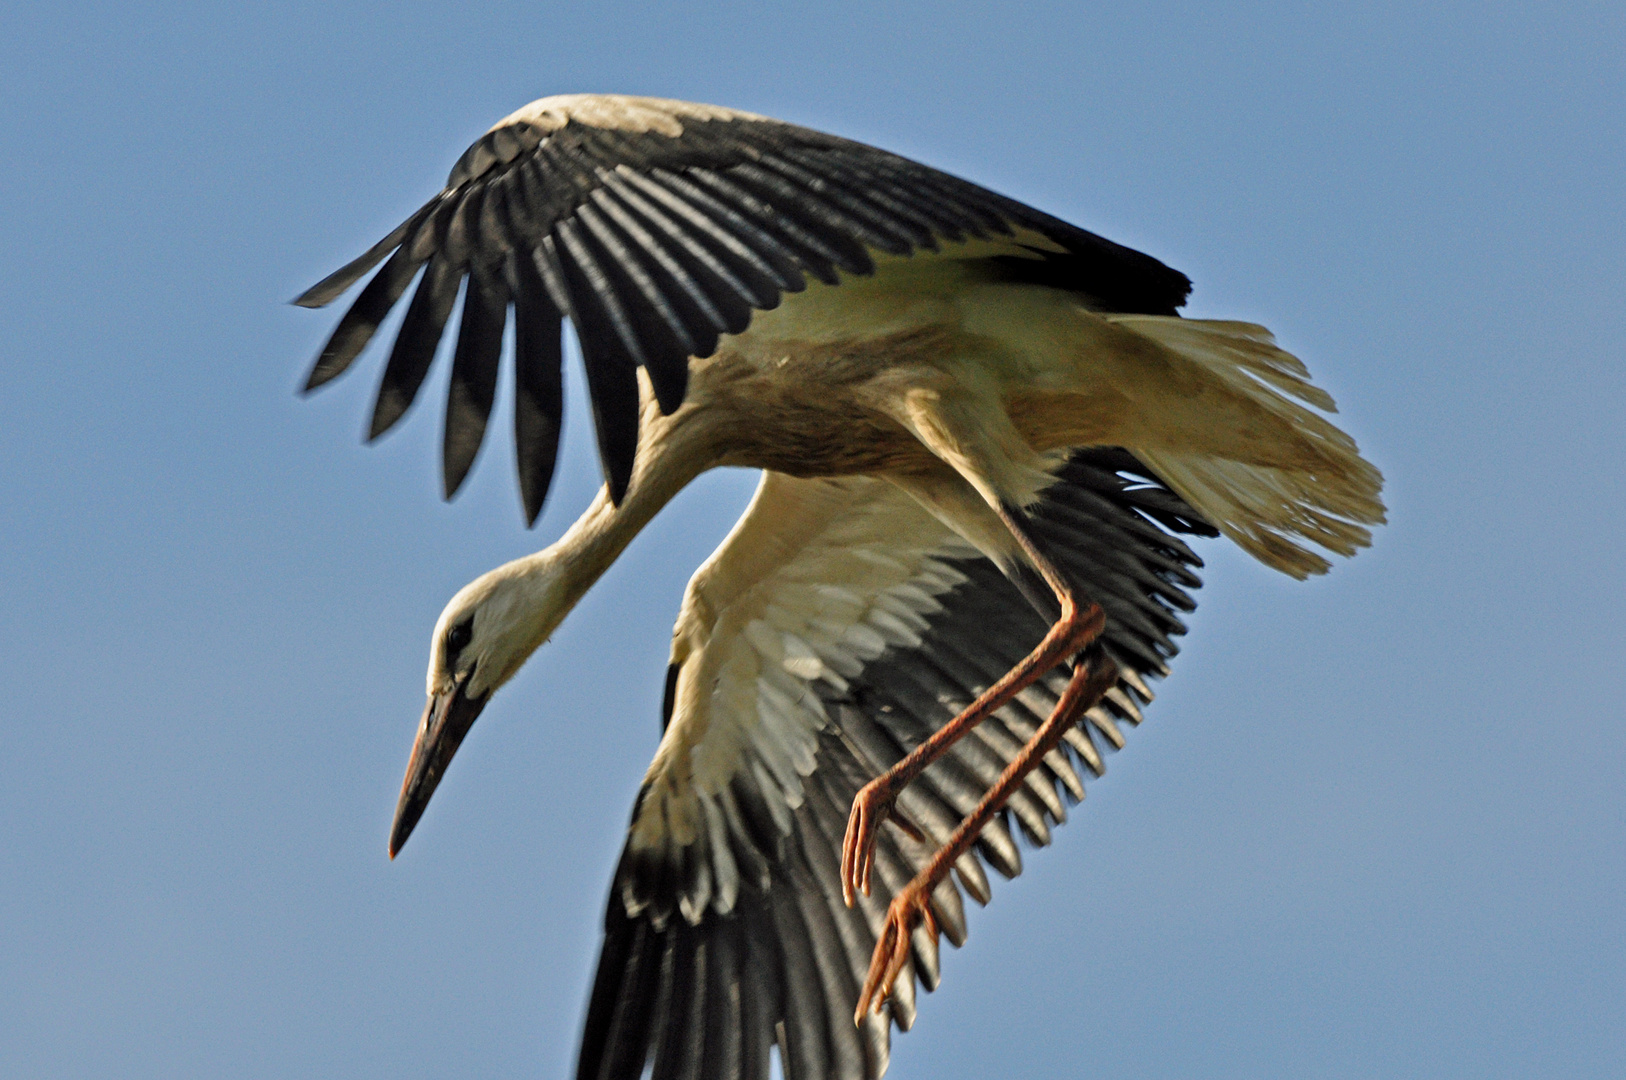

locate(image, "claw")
[[855, 885, 937, 1024]]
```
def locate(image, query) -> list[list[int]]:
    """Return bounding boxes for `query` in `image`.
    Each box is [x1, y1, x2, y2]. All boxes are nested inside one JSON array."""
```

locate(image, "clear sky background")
[[2, 3, 1621, 1078]]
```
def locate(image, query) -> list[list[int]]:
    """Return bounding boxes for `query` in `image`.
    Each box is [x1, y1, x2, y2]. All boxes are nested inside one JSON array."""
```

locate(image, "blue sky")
[[2, 2, 1621, 1077]]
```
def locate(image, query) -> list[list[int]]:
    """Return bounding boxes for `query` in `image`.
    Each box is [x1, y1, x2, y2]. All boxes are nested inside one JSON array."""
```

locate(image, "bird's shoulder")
[[446, 94, 844, 191]]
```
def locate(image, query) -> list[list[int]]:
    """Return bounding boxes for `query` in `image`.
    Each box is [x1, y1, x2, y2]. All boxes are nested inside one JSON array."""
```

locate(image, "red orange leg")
[[854, 653, 1121, 1022], [841, 600, 1104, 904]]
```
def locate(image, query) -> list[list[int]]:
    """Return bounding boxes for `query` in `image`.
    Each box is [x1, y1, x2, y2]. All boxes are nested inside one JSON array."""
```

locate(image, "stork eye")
[[446, 620, 473, 656]]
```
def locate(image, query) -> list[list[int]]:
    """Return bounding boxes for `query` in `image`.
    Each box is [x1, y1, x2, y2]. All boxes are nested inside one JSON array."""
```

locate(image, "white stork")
[[297, 95, 1384, 1080]]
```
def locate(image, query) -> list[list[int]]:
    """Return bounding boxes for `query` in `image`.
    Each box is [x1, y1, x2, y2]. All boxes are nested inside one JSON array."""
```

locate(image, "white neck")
[[484, 400, 717, 690], [542, 443, 708, 609]]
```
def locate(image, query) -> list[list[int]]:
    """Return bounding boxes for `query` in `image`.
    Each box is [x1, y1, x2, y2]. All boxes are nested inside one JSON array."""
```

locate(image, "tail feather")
[[1107, 317, 1386, 579]]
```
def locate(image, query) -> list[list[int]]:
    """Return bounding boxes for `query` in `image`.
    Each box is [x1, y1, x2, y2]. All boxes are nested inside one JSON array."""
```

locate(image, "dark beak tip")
[[388, 802, 420, 861], [388, 678, 487, 866]]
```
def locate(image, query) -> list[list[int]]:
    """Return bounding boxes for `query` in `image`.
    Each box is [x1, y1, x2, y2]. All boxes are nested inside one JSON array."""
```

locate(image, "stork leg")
[[841, 502, 1102, 904], [854, 651, 1121, 1022]]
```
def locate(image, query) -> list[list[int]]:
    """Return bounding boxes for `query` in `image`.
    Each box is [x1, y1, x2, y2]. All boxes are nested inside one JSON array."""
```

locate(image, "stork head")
[[388, 551, 575, 858]]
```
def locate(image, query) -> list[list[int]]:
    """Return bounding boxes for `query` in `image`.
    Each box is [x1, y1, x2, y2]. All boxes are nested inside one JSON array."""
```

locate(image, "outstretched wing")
[[579, 448, 1216, 1080], [296, 94, 1191, 521]]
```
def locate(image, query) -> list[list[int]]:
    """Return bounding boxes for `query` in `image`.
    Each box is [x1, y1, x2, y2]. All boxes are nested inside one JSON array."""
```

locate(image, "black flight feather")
[[511, 252, 564, 524], [442, 261, 506, 498], [368, 255, 459, 440]]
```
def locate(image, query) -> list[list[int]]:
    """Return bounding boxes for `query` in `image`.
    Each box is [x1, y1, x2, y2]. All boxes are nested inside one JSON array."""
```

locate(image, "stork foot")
[[842, 778, 897, 905], [842, 777, 927, 905], [855, 881, 937, 1024]]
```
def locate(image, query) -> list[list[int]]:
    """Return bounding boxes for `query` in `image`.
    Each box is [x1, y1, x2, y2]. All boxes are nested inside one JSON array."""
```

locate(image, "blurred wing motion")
[[580, 449, 1215, 1080], [295, 95, 1190, 521]]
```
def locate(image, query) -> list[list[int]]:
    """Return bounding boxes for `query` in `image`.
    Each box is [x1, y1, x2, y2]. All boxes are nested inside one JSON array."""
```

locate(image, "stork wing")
[[578, 448, 1216, 1080], [295, 94, 1191, 520]]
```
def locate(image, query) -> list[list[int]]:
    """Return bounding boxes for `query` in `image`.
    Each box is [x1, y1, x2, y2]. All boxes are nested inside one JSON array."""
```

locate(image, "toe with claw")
[[855, 882, 937, 1024]]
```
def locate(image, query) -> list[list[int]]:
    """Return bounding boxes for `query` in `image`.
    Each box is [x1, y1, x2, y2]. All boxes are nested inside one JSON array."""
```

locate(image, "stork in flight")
[[297, 95, 1383, 1080]]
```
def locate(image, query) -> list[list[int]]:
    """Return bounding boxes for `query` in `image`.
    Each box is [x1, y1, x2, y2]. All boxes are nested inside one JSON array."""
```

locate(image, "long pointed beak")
[[389, 674, 488, 858]]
